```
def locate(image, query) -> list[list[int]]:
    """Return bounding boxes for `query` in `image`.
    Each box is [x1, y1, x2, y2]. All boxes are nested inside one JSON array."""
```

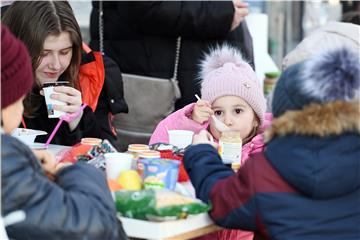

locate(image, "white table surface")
[[119, 213, 217, 240], [46, 144, 71, 155]]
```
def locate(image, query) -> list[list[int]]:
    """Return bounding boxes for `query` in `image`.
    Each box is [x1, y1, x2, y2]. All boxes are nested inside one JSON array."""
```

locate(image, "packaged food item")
[[218, 131, 242, 169], [115, 189, 211, 221], [150, 143, 189, 182], [141, 158, 180, 190], [58, 139, 116, 169], [263, 71, 281, 96], [137, 150, 161, 178]]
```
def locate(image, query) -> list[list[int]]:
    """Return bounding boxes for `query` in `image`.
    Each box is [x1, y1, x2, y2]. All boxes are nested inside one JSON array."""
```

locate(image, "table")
[[119, 213, 221, 240], [42, 144, 221, 239], [47, 144, 71, 154]]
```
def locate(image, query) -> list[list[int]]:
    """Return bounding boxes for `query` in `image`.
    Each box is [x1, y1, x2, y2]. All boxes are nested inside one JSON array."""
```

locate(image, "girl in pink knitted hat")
[[150, 45, 272, 240]]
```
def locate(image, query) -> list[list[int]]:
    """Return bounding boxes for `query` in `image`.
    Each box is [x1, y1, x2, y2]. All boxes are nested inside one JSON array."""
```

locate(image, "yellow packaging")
[[218, 131, 242, 168]]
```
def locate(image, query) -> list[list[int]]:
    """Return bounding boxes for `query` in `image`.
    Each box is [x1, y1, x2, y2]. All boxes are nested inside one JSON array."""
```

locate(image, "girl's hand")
[[192, 99, 213, 124], [33, 150, 57, 179], [192, 130, 218, 149], [52, 86, 83, 131]]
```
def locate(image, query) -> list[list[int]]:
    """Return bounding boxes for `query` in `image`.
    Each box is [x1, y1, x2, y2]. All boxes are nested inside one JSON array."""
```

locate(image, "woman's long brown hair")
[[2, 1, 82, 117]]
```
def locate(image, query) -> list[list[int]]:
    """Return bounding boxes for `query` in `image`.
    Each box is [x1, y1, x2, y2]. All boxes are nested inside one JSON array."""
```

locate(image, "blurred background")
[[69, 0, 359, 81], [70, 0, 360, 68]]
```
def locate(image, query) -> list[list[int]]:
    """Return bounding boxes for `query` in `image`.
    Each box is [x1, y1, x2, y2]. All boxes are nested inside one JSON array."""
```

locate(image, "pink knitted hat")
[[200, 45, 266, 123]]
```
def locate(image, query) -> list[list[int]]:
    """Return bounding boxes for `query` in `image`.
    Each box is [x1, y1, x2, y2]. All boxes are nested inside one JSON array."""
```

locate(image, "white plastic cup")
[[43, 81, 68, 118], [104, 152, 133, 179], [168, 130, 194, 149]]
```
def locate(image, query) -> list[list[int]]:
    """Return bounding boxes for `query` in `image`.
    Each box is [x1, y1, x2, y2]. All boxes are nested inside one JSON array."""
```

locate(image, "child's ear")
[[253, 119, 260, 128]]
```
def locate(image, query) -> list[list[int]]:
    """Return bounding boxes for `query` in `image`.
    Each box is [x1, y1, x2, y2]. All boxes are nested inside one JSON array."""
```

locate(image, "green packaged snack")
[[115, 189, 211, 221]]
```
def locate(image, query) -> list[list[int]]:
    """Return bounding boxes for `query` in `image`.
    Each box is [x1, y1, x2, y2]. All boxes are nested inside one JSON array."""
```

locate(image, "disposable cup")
[[104, 152, 133, 179], [42, 81, 69, 118], [168, 130, 194, 149]]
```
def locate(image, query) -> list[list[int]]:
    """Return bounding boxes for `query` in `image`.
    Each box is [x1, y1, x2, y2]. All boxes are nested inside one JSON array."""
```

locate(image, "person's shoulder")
[[1, 134, 37, 170], [1, 134, 29, 151]]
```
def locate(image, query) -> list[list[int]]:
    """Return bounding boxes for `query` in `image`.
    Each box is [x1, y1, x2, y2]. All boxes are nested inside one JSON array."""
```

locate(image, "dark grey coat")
[[1, 134, 126, 239]]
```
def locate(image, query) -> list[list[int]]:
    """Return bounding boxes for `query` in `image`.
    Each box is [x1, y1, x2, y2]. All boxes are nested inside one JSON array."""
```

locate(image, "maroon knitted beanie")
[[1, 24, 33, 109]]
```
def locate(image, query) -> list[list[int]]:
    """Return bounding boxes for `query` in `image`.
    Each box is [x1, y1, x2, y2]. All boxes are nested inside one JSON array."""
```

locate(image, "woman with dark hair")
[[2, 1, 126, 146]]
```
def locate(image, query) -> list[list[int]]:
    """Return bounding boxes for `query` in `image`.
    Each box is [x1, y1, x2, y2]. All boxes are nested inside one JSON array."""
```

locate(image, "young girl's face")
[[209, 95, 258, 141], [1, 96, 25, 134], [35, 31, 73, 85]]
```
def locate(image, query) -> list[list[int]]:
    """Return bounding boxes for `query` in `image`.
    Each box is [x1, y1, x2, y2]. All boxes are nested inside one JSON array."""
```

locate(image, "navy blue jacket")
[[184, 101, 360, 239], [1, 134, 126, 239]]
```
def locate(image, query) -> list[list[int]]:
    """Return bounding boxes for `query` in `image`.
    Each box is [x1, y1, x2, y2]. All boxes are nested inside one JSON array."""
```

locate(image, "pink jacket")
[[150, 103, 272, 240], [150, 103, 272, 165]]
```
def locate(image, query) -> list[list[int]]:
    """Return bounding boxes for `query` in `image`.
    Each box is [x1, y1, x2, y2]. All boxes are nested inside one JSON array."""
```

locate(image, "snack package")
[[149, 143, 189, 182], [115, 189, 211, 221], [141, 158, 180, 190], [57, 139, 117, 170]]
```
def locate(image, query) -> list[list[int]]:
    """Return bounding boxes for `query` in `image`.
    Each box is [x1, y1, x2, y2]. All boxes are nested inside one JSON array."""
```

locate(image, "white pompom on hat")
[[200, 45, 266, 123]]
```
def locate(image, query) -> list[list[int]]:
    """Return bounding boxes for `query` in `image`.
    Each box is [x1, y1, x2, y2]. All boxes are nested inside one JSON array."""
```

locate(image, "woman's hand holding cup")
[[51, 86, 82, 114], [41, 81, 83, 126]]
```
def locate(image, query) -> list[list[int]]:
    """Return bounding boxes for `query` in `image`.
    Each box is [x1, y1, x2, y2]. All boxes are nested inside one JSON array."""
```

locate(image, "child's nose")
[[223, 114, 233, 126]]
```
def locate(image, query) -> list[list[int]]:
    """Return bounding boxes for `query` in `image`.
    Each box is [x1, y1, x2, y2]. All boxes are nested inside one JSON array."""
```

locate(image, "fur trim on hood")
[[265, 100, 360, 142]]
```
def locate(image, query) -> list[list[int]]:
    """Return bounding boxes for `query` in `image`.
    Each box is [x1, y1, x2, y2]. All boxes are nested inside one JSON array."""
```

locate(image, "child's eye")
[[235, 108, 243, 114], [214, 110, 222, 116]]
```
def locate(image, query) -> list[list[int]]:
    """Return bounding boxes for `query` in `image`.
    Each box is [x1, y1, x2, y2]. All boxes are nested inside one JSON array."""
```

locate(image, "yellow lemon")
[[117, 170, 142, 190]]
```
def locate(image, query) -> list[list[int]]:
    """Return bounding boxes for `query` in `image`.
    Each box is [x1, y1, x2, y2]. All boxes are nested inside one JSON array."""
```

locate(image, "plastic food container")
[[141, 158, 180, 190], [128, 144, 150, 153], [11, 128, 47, 145], [81, 137, 102, 146], [137, 150, 161, 178]]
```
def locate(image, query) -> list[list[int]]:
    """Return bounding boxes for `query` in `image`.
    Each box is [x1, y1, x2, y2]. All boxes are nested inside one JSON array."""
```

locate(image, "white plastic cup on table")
[[104, 152, 133, 180], [42, 81, 69, 118], [168, 130, 194, 149]]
